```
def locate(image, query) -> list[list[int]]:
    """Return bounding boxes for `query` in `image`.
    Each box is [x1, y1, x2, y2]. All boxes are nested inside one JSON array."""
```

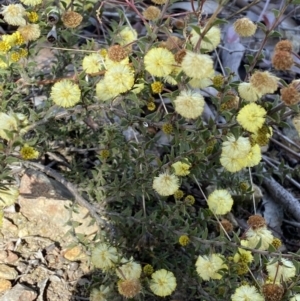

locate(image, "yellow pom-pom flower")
[[207, 189, 233, 215], [246, 226, 273, 250], [20, 0, 42, 5], [222, 135, 251, 158], [20, 144, 39, 160], [117, 27, 137, 46], [51, 80, 81, 108], [181, 51, 214, 80], [190, 26, 221, 52], [105, 64, 134, 95], [233, 248, 253, 264], [151, 81, 163, 94], [0, 41, 11, 53], [91, 243, 119, 271], [96, 79, 118, 101], [179, 235, 190, 246], [162, 123, 173, 134], [90, 286, 110, 301], [116, 257, 142, 280], [0, 112, 18, 141], [184, 195, 195, 205], [18, 24, 41, 42], [237, 103, 266, 133], [195, 253, 228, 280], [172, 161, 191, 176], [27, 11, 39, 22], [267, 258, 296, 283], [231, 285, 264, 301], [238, 82, 261, 102], [143, 264, 154, 276], [1, 4, 26, 26], [149, 269, 177, 297], [245, 144, 262, 167], [153, 172, 179, 196], [118, 278, 141, 298], [233, 18, 257, 37], [144, 48, 175, 77], [173, 190, 184, 199], [82, 53, 104, 74], [174, 90, 205, 119]]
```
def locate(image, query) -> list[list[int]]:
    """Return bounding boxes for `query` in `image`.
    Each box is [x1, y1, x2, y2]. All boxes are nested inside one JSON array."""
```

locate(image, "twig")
[[262, 169, 300, 222], [270, 137, 300, 160]]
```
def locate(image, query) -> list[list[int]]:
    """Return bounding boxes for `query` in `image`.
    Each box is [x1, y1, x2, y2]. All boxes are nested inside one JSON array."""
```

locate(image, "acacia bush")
[[1, 0, 300, 300]]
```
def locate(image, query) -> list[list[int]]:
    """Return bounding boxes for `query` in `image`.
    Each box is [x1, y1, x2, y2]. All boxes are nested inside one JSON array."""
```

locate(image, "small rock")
[[0, 265, 17, 280], [63, 246, 85, 261], [0, 279, 11, 293], [0, 283, 37, 301]]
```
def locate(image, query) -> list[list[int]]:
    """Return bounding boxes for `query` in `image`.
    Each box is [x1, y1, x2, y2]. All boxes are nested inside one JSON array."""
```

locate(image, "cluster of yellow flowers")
[[91, 242, 177, 298]]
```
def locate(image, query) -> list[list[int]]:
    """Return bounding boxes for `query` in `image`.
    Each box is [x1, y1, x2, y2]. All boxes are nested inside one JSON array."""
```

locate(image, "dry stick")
[[262, 169, 300, 223], [24, 161, 108, 227], [270, 137, 300, 160], [274, 129, 300, 152]]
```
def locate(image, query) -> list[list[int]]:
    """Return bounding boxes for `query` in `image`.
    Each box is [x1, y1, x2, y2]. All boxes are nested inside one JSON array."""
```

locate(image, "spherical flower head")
[[280, 84, 300, 106], [104, 64, 134, 95], [275, 40, 293, 52], [107, 45, 128, 62], [1, 4, 26, 26], [82, 53, 105, 74], [62, 11, 83, 28], [190, 26, 221, 52], [165, 36, 183, 50], [150, 269, 177, 297], [118, 278, 141, 298], [233, 248, 253, 264], [144, 48, 175, 77], [20, 144, 39, 160], [262, 283, 284, 301], [207, 189, 233, 215], [117, 27, 137, 46], [20, 0, 42, 5], [10, 52, 21, 62], [152, 172, 179, 196], [290, 294, 300, 301], [0, 112, 18, 141], [143, 264, 154, 276], [267, 258, 296, 283], [233, 17, 257, 37], [51, 80, 81, 108], [0, 41, 11, 53], [91, 243, 119, 271], [143, 6, 161, 20], [246, 226, 273, 250], [238, 82, 261, 102], [272, 50, 293, 70], [18, 24, 41, 42], [151, 81, 163, 94], [116, 257, 142, 279], [0, 186, 19, 208], [181, 51, 214, 79], [147, 101, 156, 111], [245, 144, 261, 167], [172, 161, 191, 176], [195, 254, 228, 280], [162, 123, 173, 134], [179, 235, 190, 246], [174, 90, 205, 119], [231, 285, 264, 301], [220, 154, 246, 173], [271, 238, 282, 250], [250, 71, 279, 95], [27, 12, 39, 22], [219, 219, 233, 233], [3, 32, 24, 47], [189, 77, 213, 89], [237, 103, 266, 133], [222, 135, 251, 158], [247, 215, 266, 229], [184, 195, 195, 205], [90, 285, 110, 301], [96, 79, 118, 101]]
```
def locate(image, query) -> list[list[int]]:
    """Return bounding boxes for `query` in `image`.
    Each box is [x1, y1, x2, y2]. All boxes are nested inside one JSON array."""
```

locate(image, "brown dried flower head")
[[175, 49, 186, 64], [173, 18, 185, 29], [272, 50, 294, 70], [262, 283, 284, 301], [165, 36, 183, 50], [219, 91, 239, 110], [143, 6, 161, 20], [247, 215, 266, 230], [218, 219, 233, 233], [107, 45, 128, 62], [62, 11, 83, 28], [250, 71, 278, 95], [118, 278, 141, 298], [280, 83, 300, 106], [275, 40, 293, 52], [233, 17, 257, 37]]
